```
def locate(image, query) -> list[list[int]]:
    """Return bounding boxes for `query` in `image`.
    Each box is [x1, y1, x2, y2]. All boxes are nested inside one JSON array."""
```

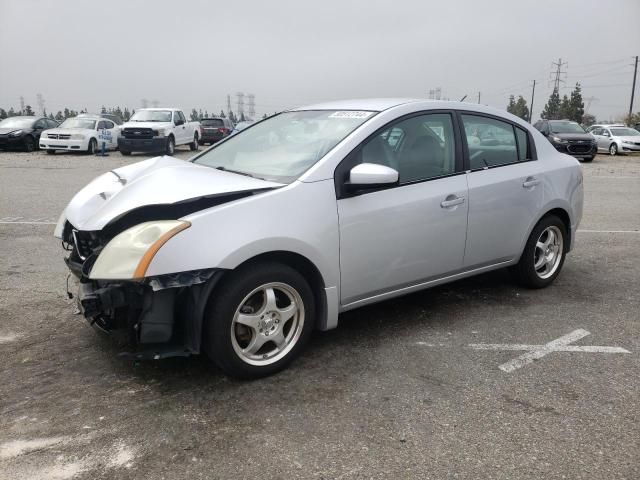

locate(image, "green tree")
[[64, 108, 71, 118], [262, 113, 267, 119], [24, 105, 35, 116], [582, 113, 596, 127], [48, 112, 55, 120], [569, 83, 584, 124], [228, 110, 237, 123], [541, 88, 561, 120], [239, 112, 246, 122], [0, 108, 6, 119], [625, 111, 640, 126], [558, 95, 572, 119], [101, 105, 107, 114], [55, 111, 64, 121], [190, 108, 199, 121], [219, 110, 226, 118], [8, 107, 16, 117], [123, 107, 131, 121], [507, 95, 529, 120]]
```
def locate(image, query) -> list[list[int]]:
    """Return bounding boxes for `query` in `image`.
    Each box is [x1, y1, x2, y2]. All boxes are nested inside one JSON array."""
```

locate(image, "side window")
[[591, 128, 601, 135], [359, 113, 456, 184], [97, 120, 107, 130], [178, 111, 186, 124], [461, 114, 518, 169], [34, 120, 46, 129], [515, 127, 529, 161], [103, 120, 115, 129], [46, 119, 57, 128]]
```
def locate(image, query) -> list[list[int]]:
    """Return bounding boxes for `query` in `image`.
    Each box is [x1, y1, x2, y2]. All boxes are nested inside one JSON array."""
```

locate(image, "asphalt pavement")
[[0, 148, 638, 479]]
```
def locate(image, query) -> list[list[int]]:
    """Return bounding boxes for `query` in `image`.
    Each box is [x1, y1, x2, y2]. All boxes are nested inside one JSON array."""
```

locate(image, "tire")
[[87, 138, 97, 155], [46, 149, 55, 155], [120, 150, 131, 156], [204, 262, 315, 379], [23, 136, 35, 152], [511, 215, 567, 289], [166, 136, 175, 155], [189, 134, 199, 151], [609, 143, 618, 156]]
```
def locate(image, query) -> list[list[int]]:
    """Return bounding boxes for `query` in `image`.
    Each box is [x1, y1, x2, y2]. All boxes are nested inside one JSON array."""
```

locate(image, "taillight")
[[217, 128, 226, 133]]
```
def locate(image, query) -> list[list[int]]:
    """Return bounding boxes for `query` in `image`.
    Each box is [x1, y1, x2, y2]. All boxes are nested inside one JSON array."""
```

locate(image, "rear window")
[[202, 119, 224, 127]]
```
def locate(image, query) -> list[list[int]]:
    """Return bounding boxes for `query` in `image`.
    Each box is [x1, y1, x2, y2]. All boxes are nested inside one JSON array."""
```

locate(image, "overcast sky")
[[1, 0, 638, 121]]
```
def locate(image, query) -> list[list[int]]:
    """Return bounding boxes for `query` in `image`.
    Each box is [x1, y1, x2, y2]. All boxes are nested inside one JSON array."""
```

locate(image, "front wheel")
[[609, 143, 618, 156], [204, 262, 315, 379], [87, 138, 97, 155], [511, 215, 567, 289], [166, 136, 175, 155], [189, 134, 199, 151], [23, 136, 35, 152]]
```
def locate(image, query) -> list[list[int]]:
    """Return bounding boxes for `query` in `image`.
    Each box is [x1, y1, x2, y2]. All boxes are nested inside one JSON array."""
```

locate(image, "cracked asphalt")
[[1, 149, 639, 479]]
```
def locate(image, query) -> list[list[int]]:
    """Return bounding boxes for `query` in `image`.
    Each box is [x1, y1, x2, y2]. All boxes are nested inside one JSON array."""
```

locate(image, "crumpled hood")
[[64, 156, 283, 231]]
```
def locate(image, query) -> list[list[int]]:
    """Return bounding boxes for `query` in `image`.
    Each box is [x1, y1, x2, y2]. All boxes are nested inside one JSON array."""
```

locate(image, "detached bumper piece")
[[75, 269, 223, 359]]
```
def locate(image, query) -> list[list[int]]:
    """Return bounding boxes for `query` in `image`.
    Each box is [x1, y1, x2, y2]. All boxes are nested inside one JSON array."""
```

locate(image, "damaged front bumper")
[[74, 269, 224, 359]]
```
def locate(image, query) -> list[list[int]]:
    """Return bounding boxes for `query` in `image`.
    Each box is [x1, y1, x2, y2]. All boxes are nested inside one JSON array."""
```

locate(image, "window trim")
[[334, 109, 465, 199], [455, 110, 538, 173]]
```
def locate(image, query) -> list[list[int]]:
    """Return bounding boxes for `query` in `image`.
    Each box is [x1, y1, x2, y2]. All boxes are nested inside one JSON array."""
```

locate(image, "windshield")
[[130, 110, 173, 122], [201, 119, 224, 127], [59, 118, 97, 129], [193, 110, 375, 183], [0, 117, 35, 128], [550, 121, 586, 134], [610, 128, 639, 136]]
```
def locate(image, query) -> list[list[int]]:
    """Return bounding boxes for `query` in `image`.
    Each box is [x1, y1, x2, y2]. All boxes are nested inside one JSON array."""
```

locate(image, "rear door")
[[460, 113, 543, 268]]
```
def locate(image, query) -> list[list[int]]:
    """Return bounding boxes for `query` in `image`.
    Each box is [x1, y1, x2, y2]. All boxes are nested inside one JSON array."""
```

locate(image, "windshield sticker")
[[328, 111, 374, 119]]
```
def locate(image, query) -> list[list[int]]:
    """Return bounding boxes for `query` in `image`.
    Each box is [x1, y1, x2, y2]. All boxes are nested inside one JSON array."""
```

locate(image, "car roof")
[[291, 98, 419, 112]]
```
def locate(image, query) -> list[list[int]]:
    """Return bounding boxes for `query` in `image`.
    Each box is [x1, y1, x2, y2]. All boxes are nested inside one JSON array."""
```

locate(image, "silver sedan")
[[56, 99, 584, 378]]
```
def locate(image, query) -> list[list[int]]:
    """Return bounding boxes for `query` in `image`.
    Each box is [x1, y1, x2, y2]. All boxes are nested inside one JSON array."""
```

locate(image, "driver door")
[[336, 112, 468, 306]]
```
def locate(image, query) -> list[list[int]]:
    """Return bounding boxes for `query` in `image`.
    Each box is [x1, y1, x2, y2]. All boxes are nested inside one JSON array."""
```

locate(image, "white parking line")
[[468, 329, 630, 373], [578, 229, 640, 234]]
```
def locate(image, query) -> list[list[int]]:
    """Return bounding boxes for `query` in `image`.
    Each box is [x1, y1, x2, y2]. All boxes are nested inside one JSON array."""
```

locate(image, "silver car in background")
[[55, 99, 583, 379], [588, 124, 640, 155]]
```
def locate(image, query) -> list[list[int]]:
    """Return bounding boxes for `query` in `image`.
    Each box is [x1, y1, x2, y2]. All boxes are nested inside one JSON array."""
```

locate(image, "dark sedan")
[[0, 116, 59, 152], [533, 119, 597, 162]]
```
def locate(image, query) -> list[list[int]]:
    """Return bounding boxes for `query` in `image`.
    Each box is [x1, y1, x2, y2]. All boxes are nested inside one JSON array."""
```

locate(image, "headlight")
[[9, 130, 23, 137], [551, 136, 568, 144], [89, 220, 190, 280], [71, 134, 85, 140], [152, 129, 165, 137]]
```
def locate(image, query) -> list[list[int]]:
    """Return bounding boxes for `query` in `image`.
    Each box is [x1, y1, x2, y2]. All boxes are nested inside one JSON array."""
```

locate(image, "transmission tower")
[[549, 58, 568, 91], [19, 96, 25, 114], [247, 94, 255, 120], [236, 92, 245, 118], [226, 94, 232, 114], [36, 93, 45, 116]]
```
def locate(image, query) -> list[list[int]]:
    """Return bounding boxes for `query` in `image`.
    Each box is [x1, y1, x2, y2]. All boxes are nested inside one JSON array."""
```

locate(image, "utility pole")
[[529, 80, 536, 123], [550, 58, 568, 91], [629, 55, 638, 121], [477, 91, 481, 104]]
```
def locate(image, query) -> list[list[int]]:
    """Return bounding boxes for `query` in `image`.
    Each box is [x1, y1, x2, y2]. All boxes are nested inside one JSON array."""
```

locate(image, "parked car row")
[[532, 119, 640, 162], [0, 110, 254, 156]]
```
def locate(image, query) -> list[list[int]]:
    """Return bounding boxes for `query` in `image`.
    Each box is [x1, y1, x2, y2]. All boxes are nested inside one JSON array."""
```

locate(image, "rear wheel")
[[189, 133, 199, 151], [204, 262, 315, 379], [609, 143, 618, 156], [512, 215, 567, 289], [23, 136, 35, 152]]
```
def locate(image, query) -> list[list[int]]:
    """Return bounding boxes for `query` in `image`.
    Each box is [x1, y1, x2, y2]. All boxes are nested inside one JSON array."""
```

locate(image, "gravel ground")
[[0, 149, 639, 479]]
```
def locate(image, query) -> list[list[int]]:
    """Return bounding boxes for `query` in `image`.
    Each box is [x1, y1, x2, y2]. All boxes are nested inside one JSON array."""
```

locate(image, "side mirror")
[[347, 163, 399, 191]]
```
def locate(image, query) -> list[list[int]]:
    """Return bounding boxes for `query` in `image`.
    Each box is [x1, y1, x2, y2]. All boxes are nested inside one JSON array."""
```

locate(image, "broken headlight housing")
[[89, 220, 190, 280]]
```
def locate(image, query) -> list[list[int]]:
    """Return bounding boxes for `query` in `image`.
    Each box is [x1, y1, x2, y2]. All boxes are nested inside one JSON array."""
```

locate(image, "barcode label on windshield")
[[328, 111, 374, 119]]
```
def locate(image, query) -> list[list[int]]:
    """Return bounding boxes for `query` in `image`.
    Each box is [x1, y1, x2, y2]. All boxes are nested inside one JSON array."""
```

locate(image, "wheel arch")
[[518, 204, 573, 261], [217, 250, 328, 332]]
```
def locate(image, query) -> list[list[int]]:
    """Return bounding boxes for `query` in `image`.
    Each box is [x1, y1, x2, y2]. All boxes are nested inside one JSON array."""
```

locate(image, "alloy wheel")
[[230, 282, 305, 366], [533, 226, 563, 279]]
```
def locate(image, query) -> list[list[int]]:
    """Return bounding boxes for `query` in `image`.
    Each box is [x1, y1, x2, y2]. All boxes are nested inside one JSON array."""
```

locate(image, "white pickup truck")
[[117, 108, 201, 156]]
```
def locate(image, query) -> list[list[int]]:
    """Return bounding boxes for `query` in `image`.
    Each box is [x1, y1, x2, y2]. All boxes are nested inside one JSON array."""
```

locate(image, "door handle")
[[440, 195, 465, 208], [523, 177, 540, 188]]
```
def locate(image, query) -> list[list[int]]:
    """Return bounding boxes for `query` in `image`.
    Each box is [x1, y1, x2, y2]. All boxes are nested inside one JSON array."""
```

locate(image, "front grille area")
[[72, 230, 102, 260], [122, 127, 154, 139], [567, 143, 592, 154], [47, 133, 58, 139]]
